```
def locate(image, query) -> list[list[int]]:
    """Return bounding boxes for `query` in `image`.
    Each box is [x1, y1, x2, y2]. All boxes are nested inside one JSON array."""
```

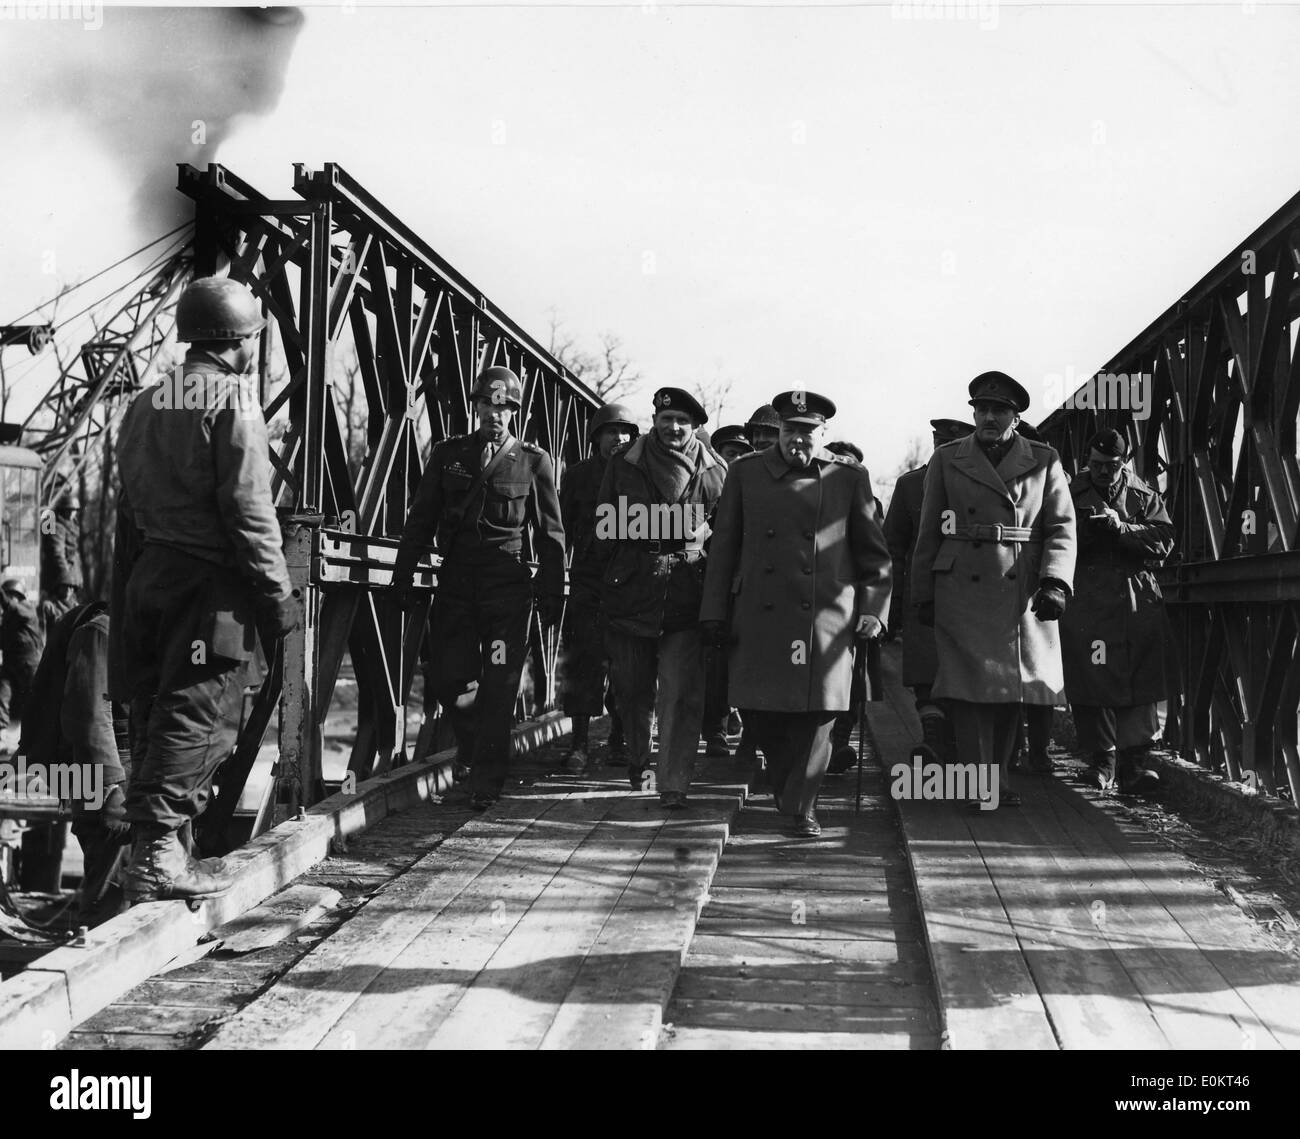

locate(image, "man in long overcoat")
[[1060, 428, 1175, 793], [700, 390, 892, 835], [910, 372, 1076, 807]]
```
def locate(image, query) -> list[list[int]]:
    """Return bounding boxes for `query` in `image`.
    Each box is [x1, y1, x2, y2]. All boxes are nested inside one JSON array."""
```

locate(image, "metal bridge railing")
[[1038, 189, 1300, 804]]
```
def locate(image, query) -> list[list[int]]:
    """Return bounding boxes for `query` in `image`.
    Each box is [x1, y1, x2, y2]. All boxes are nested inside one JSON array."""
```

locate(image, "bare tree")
[[546, 311, 641, 403], [690, 374, 735, 427], [894, 435, 927, 478]]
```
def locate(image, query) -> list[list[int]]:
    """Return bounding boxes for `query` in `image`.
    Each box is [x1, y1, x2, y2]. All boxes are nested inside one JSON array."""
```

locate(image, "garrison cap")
[[826, 440, 863, 463], [710, 424, 753, 453], [1086, 427, 1129, 458], [1, 578, 26, 599], [929, 418, 974, 442], [1016, 421, 1046, 442], [968, 371, 1031, 413], [652, 387, 707, 426], [744, 404, 781, 432], [772, 389, 836, 426]]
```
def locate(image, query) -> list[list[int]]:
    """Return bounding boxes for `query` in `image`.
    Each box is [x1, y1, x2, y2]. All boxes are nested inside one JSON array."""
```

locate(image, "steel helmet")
[[472, 366, 524, 409], [176, 277, 267, 343], [744, 404, 781, 431], [588, 402, 639, 442]]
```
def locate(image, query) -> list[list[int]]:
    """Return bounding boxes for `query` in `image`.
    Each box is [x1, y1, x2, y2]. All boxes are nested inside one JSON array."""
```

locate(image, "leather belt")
[[950, 524, 1040, 543], [640, 539, 702, 558]]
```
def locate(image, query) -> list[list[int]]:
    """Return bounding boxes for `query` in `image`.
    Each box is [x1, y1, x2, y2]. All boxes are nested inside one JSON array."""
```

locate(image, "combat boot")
[[123, 826, 235, 905], [1081, 749, 1117, 791]]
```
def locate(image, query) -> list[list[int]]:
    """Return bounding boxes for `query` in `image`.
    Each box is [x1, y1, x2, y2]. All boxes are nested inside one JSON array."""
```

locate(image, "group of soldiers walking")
[[3, 274, 1179, 918]]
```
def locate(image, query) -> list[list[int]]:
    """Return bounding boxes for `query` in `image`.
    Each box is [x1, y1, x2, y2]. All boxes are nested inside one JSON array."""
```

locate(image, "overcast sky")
[[2, 2, 1299, 482]]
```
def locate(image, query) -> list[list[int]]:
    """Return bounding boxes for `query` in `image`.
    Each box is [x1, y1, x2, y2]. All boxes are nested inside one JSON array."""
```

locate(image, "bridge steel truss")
[[1038, 189, 1300, 804], [177, 162, 600, 848]]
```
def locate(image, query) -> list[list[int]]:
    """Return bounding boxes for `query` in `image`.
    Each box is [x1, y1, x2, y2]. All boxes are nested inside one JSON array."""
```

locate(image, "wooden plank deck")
[[876, 644, 1300, 1051], [660, 744, 942, 1051]]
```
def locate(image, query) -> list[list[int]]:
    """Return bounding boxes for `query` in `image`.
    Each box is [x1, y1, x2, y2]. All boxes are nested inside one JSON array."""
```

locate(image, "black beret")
[[968, 371, 1030, 413], [1086, 428, 1129, 458], [652, 387, 708, 426]]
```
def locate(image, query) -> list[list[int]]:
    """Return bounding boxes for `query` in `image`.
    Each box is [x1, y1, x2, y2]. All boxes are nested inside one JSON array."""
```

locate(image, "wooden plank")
[[216, 885, 342, 955], [685, 933, 927, 967], [202, 793, 579, 1050], [0, 968, 71, 1050], [59, 1031, 186, 1051], [673, 971, 935, 1009], [877, 665, 1058, 1050], [1037, 780, 1298, 1049], [421, 799, 683, 1049], [662, 1026, 938, 1050], [74, 1002, 231, 1036], [315, 795, 629, 1050], [538, 817, 735, 1051], [695, 916, 924, 943], [965, 797, 1174, 1050], [113, 980, 246, 1010], [704, 886, 913, 925], [667, 997, 939, 1035]]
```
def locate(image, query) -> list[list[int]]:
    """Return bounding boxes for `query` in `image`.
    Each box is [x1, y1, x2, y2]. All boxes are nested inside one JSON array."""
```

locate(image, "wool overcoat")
[[1059, 469, 1176, 706], [699, 446, 891, 713], [909, 432, 1076, 705]]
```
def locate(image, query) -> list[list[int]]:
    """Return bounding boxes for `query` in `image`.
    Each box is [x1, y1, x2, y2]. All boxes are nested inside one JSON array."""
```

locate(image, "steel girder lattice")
[[1038, 189, 1300, 804], [178, 162, 600, 845]]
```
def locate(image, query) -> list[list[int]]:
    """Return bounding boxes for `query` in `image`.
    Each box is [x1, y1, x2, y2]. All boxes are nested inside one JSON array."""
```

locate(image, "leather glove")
[[1031, 583, 1067, 621], [854, 615, 883, 641], [915, 601, 935, 629], [699, 620, 728, 650], [256, 590, 300, 640], [536, 594, 563, 630]]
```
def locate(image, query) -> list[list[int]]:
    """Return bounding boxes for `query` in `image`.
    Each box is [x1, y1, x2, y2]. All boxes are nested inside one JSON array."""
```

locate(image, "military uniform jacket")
[[394, 432, 565, 601], [882, 464, 939, 687], [1059, 469, 1175, 707], [111, 363, 292, 603], [700, 446, 892, 713], [910, 432, 1076, 705], [595, 436, 726, 638], [559, 453, 609, 607]]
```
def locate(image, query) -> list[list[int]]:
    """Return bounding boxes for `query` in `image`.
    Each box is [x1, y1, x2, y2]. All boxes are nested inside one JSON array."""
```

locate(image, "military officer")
[[882, 418, 972, 763], [109, 276, 297, 903], [910, 372, 1076, 809], [597, 387, 727, 809], [701, 391, 892, 835], [710, 425, 754, 466], [558, 402, 637, 773], [392, 366, 565, 810], [0, 579, 43, 734], [1060, 428, 1175, 793]]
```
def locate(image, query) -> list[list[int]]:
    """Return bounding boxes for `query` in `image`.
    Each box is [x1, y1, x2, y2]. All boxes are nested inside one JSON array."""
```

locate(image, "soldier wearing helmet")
[[40, 473, 83, 622], [392, 365, 566, 810], [556, 402, 640, 773], [743, 404, 781, 452], [108, 275, 296, 904]]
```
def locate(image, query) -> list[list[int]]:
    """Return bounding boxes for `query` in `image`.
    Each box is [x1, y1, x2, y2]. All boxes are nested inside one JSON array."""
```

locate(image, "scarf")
[[641, 427, 701, 504]]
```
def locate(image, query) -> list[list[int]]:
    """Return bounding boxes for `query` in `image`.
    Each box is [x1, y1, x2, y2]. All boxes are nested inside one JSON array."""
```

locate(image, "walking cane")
[[854, 643, 871, 815]]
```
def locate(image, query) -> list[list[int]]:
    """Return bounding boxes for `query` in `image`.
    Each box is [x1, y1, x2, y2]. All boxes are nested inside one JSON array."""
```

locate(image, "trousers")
[[948, 700, 1021, 777], [1072, 703, 1160, 754], [119, 547, 259, 830], [606, 627, 705, 794], [560, 591, 613, 718], [743, 710, 837, 816], [428, 554, 534, 798]]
